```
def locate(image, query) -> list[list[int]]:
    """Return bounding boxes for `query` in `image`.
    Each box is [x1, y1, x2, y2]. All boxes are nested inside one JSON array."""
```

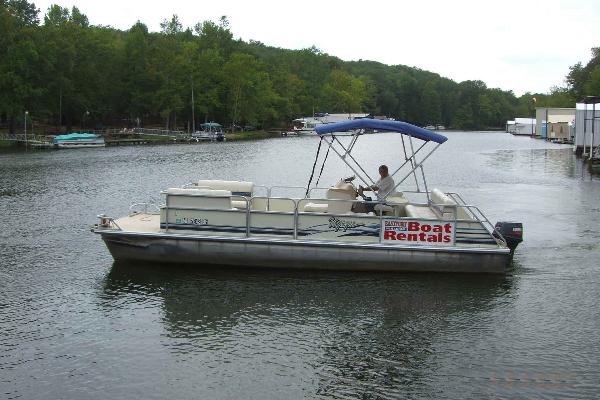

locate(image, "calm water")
[[1, 132, 599, 399]]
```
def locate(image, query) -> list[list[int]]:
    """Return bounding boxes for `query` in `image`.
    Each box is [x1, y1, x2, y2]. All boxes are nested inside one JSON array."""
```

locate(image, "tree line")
[[1, 0, 599, 134]]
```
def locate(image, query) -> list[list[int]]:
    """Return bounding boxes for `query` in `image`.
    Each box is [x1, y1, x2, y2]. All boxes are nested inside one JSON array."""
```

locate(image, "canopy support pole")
[[401, 135, 420, 191], [330, 135, 377, 187], [388, 143, 442, 196], [316, 132, 442, 202], [407, 134, 422, 194]]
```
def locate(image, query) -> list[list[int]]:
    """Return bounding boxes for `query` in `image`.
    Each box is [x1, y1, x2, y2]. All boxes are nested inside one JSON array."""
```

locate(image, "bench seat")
[[164, 188, 232, 208], [405, 204, 439, 219], [430, 188, 473, 220], [195, 180, 254, 209]]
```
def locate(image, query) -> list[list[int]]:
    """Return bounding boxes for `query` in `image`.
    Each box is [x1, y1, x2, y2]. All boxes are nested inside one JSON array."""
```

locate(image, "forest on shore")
[[1, 0, 600, 133]]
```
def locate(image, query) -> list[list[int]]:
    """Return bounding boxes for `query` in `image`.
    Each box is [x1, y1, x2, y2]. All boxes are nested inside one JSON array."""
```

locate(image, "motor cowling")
[[494, 221, 523, 255]]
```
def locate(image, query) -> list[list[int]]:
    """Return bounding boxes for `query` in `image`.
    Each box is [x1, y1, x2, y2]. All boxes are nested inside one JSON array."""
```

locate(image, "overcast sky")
[[33, 0, 600, 96]]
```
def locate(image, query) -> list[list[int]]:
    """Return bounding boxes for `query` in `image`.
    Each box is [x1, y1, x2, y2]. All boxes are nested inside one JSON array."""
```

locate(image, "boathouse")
[[512, 118, 535, 135], [535, 107, 575, 141], [574, 96, 600, 156]]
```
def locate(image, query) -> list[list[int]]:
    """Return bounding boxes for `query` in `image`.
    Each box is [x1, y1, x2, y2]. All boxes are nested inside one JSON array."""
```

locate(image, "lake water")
[[1, 132, 599, 399]]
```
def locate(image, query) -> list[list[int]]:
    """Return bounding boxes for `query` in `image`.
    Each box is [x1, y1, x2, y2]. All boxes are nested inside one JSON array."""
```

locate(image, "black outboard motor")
[[494, 222, 523, 255]]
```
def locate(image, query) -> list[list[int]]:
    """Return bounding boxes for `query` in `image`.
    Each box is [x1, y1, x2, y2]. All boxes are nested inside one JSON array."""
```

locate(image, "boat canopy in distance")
[[314, 119, 448, 144], [54, 133, 100, 140]]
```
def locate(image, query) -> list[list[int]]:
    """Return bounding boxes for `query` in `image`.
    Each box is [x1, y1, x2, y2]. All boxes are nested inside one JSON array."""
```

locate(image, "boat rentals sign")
[[381, 219, 455, 246]]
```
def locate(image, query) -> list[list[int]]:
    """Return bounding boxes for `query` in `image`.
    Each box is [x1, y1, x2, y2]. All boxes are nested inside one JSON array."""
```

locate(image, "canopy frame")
[[310, 120, 447, 201]]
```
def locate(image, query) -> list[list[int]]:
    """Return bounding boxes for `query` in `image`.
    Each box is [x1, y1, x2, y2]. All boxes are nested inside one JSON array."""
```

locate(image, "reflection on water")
[[485, 148, 596, 181], [102, 261, 511, 399], [1, 132, 600, 399]]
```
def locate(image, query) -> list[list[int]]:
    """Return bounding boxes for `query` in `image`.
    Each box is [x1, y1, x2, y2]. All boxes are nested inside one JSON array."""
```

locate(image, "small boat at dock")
[[192, 122, 225, 142], [92, 119, 523, 273], [53, 132, 105, 148]]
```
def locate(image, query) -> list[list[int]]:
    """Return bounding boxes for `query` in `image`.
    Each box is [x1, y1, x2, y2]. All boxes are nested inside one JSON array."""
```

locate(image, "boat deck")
[[115, 213, 161, 233]]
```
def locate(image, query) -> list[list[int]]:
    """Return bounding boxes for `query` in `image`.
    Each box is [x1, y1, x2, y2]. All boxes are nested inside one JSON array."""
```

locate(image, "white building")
[[506, 120, 516, 133], [574, 97, 600, 156], [535, 107, 575, 140], [514, 118, 536, 135], [292, 113, 370, 134]]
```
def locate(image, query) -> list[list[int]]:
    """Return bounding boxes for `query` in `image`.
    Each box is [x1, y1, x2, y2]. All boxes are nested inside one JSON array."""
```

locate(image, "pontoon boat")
[[53, 133, 105, 148], [93, 119, 522, 273]]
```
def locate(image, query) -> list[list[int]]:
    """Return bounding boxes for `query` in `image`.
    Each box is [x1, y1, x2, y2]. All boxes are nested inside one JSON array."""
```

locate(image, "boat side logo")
[[328, 216, 364, 232]]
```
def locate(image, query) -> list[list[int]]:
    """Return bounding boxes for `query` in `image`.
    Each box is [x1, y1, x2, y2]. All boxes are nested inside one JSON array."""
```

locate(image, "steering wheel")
[[356, 184, 372, 202]]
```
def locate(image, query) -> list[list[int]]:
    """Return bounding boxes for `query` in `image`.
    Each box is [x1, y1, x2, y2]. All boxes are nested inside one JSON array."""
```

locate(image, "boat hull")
[[98, 230, 512, 274], [56, 140, 105, 148]]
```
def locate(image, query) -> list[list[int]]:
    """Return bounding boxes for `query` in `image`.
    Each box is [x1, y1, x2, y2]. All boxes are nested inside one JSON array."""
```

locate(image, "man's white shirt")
[[375, 175, 395, 198]]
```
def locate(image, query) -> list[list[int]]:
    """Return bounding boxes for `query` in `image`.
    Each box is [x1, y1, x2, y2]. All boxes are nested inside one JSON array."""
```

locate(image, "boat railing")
[[252, 185, 270, 197], [363, 189, 506, 247], [443, 192, 506, 245], [268, 186, 308, 198], [129, 202, 161, 216], [453, 203, 507, 247], [307, 187, 331, 198], [157, 192, 505, 247]]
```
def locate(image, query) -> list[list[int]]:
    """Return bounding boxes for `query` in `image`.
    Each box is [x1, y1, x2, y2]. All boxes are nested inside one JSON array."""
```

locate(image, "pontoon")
[[53, 132, 105, 148], [92, 119, 523, 273], [192, 122, 225, 142]]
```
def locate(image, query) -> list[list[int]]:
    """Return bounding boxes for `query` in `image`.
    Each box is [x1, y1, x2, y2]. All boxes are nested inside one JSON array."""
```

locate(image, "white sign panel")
[[381, 219, 455, 246]]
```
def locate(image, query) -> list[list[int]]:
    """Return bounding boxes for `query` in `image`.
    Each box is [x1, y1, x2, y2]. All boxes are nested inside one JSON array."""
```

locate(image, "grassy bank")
[[0, 139, 18, 148], [225, 130, 280, 141], [137, 134, 178, 143]]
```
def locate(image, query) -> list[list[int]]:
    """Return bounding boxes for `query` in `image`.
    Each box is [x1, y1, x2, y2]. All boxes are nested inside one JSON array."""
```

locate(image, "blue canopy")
[[54, 133, 99, 141], [314, 119, 448, 144]]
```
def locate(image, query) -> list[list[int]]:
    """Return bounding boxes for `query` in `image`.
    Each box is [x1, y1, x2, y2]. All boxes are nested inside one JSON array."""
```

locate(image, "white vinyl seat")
[[302, 180, 356, 214], [303, 202, 329, 213], [164, 188, 232, 209], [405, 204, 439, 219], [195, 180, 254, 209], [430, 188, 473, 220]]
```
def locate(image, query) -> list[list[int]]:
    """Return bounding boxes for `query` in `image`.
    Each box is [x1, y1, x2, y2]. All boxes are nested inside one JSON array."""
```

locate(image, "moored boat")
[[293, 113, 370, 135], [53, 132, 105, 148], [192, 122, 225, 141], [92, 119, 523, 273]]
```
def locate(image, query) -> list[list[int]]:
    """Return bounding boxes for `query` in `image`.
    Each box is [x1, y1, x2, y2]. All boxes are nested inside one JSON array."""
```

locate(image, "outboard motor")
[[494, 222, 523, 255]]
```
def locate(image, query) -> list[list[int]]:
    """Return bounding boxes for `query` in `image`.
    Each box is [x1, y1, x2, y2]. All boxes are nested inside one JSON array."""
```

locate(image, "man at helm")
[[358, 165, 395, 200]]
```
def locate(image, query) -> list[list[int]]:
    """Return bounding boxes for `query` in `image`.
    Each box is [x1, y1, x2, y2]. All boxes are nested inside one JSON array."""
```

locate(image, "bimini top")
[[315, 119, 448, 144]]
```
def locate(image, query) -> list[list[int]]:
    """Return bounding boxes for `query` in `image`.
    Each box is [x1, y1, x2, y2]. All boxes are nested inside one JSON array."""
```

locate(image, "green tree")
[[421, 81, 441, 124], [223, 53, 276, 129], [321, 69, 368, 113], [0, 0, 41, 133]]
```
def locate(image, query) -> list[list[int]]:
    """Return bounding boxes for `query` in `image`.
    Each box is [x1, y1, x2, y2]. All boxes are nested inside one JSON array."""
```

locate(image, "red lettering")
[[408, 222, 420, 231], [419, 232, 427, 241], [422, 224, 431, 232], [407, 233, 418, 241], [384, 231, 396, 240], [445, 223, 452, 233], [433, 225, 442, 233], [427, 234, 437, 242], [443, 235, 451, 243], [398, 233, 406, 240]]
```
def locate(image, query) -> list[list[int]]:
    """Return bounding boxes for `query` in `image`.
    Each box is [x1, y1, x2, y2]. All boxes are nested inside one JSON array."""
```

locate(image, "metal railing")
[[151, 192, 503, 247], [99, 185, 505, 248], [129, 202, 161, 216]]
